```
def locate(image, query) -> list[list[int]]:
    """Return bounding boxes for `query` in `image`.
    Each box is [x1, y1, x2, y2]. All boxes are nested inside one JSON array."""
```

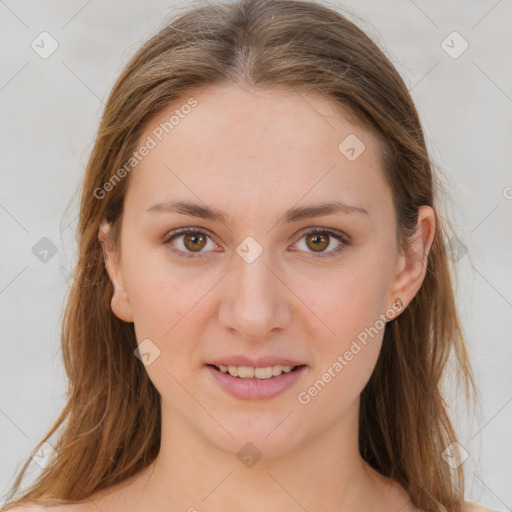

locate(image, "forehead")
[[125, 83, 390, 217]]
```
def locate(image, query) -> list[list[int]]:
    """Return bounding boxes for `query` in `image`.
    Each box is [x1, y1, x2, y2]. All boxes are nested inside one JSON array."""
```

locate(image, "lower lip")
[[205, 364, 308, 400]]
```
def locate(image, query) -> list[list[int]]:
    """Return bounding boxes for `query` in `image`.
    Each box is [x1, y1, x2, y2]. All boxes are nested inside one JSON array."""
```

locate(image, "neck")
[[130, 400, 398, 512]]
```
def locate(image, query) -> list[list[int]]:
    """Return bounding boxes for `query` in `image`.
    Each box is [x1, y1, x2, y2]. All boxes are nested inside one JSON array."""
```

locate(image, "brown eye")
[[162, 228, 216, 259], [163, 227, 348, 261], [294, 228, 348, 259], [183, 232, 208, 252], [305, 232, 329, 252]]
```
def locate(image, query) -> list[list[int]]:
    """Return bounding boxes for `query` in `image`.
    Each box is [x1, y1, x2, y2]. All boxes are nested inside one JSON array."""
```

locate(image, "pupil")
[[309, 233, 327, 252], [186, 233, 205, 251]]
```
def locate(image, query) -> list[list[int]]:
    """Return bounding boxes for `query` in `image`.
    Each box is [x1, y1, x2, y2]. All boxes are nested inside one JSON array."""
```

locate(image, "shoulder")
[[2, 507, 48, 512], [4, 473, 144, 512], [7, 501, 505, 512], [5, 504, 88, 511], [3, 507, 47, 511], [463, 502, 505, 512]]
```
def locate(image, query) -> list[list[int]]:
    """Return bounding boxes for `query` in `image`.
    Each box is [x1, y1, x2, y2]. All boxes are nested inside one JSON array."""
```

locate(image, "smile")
[[211, 364, 298, 379], [205, 364, 308, 400]]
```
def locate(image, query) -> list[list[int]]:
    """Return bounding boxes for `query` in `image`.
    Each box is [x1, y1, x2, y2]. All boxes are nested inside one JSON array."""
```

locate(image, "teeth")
[[255, 367, 273, 379], [235, 366, 254, 378], [217, 364, 297, 379]]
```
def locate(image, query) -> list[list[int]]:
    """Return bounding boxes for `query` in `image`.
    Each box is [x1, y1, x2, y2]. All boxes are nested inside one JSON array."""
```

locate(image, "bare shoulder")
[[463, 502, 505, 512], [5, 506, 84, 511], [3, 507, 64, 511], [5, 501, 92, 511], [4, 472, 148, 512], [404, 502, 503, 512], [3, 506, 49, 512]]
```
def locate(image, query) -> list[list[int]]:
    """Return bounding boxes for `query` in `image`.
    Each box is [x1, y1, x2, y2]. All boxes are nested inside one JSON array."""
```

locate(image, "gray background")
[[1, 0, 511, 509]]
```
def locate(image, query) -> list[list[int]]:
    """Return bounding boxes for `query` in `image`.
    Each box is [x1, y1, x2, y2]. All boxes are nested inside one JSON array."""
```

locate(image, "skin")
[[84, 83, 434, 512]]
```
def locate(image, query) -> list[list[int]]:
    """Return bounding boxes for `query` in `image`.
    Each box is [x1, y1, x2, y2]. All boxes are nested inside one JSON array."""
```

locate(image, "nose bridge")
[[220, 239, 290, 338], [236, 245, 274, 301]]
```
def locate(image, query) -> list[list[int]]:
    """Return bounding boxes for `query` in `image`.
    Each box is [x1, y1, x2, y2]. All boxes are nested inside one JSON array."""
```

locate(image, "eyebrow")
[[145, 200, 368, 225]]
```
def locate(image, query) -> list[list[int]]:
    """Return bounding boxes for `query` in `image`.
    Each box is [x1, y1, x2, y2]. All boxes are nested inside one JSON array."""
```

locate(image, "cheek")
[[297, 272, 386, 413], [123, 246, 202, 364], [128, 272, 203, 340], [304, 259, 389, 341], [124, 260, 211, 392], [298, 253, 391, 392], [121, 240, 198, 330], [296, 334, 382, 424]]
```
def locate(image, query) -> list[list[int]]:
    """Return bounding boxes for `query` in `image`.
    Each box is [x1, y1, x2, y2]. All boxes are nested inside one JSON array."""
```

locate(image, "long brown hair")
[[2, 1, 477, 510]]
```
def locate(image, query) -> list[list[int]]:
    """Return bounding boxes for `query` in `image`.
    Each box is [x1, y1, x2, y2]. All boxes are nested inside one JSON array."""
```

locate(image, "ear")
[[98, 220, 134, 323], [387, 205, 436, 313]]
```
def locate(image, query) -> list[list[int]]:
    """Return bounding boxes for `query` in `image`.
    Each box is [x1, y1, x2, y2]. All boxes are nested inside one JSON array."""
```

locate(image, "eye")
[[162, 228, 217, 259], [293, 227, 349, 259], [161, 227, 350, 260]]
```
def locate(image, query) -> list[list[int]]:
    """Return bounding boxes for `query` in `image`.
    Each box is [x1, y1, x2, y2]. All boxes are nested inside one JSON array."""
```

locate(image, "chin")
[[201, 412, 307, 459]]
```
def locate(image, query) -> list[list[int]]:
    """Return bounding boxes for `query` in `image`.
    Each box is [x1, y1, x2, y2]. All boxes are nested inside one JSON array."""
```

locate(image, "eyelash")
[[161, 227, 350, 260]]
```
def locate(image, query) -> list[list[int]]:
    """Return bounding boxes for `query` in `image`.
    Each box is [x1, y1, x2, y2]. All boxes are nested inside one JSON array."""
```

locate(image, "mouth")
[[207, 363, 305, 379], [205, 363, 308, 400]]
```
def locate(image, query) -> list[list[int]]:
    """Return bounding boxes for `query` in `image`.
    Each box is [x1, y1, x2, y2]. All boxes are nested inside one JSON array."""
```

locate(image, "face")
[[100, 82, 434, 457]]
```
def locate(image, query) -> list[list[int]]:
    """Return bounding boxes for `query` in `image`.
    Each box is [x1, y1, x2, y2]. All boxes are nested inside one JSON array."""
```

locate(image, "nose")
[[218, 249, 292, 341]]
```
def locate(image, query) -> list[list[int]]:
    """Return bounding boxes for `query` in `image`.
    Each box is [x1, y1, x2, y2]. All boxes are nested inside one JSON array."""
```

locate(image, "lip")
[[205, 364, 308, 400], [207, 356, 305, 368]]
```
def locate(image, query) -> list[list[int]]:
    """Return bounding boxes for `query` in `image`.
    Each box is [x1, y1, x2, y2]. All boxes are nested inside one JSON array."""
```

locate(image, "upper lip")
[[207, 356, 306, 368]]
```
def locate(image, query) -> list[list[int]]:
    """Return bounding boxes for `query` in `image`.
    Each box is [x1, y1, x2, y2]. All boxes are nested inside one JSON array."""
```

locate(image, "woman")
[[2, 0, 501, 511]]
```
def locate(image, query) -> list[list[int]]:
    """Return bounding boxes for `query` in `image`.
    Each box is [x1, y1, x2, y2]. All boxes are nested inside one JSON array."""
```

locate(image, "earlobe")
[[98, 220, 134, 323], [388, 206, 436, 312]]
